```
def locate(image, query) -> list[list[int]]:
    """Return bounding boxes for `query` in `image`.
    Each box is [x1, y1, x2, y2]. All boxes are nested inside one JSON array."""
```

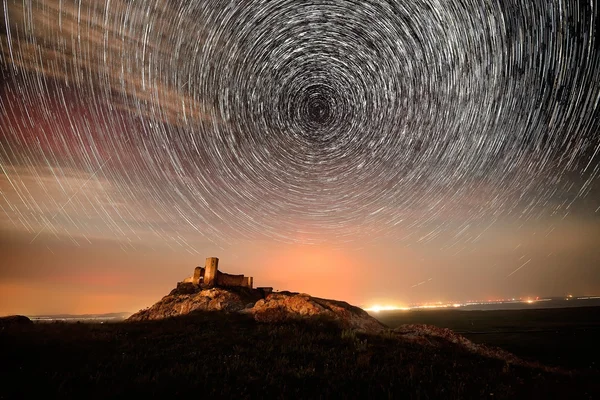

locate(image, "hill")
[[1, 311, 598, 399], [2, 282, 599, 398]]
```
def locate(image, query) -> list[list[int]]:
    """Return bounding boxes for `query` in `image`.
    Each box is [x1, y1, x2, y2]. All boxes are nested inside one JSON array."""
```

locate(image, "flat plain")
[[373, 305, 600, 371]]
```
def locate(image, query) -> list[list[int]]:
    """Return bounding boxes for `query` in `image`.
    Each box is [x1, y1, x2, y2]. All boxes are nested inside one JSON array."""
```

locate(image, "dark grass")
[[1, 312, 599, 399], [373, 306, 600, 371]]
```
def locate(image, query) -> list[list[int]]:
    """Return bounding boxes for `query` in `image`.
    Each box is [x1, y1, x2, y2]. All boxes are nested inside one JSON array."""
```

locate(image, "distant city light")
[[365, 305, 410, 313], [364, 296, 566, 312]]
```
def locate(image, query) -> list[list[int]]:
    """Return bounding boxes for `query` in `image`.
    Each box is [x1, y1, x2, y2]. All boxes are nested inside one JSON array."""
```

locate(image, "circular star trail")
[[0, 0, 599, 247]]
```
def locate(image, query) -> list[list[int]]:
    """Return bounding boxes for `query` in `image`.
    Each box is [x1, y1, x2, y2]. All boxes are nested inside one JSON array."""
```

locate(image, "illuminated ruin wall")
[[192, 266, 203, 285], [181, 257, 254, 288]]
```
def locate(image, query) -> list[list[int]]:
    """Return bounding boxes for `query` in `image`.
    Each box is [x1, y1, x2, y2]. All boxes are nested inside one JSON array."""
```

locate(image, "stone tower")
[[204, 257, 219, 286]]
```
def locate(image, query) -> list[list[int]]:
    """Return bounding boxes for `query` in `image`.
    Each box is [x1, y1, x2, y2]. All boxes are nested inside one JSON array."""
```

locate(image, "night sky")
[[1, 0, 599, 315]]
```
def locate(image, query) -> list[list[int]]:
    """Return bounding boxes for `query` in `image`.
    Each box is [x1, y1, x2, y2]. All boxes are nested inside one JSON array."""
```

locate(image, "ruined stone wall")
[[192, 266, 204, 285], [244, 276, 253, 288], [217, 271, 248, 287]]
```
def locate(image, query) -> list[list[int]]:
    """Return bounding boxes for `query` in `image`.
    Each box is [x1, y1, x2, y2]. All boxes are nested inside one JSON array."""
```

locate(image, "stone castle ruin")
[[181, 257, 254, 288]]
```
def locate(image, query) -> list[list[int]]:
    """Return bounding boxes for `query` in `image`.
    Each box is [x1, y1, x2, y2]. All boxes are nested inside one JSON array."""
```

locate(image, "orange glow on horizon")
[[259, 244, 362, 302], [364, 304, 410, 312], [0, 282, 153, 315]]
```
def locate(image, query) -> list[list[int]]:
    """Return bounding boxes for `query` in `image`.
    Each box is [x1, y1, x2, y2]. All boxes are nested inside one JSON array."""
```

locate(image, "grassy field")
[[1, 311, 599, 399], [373, 306, 600, 371]]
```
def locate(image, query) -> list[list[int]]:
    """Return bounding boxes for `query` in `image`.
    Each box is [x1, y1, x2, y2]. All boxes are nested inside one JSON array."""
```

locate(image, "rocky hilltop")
[[127, 285, 261, 321], [127, 284, 385, 333], [128, 283, 566, 370], [129, 257, 384, 333], [251, 292, 385, 333]]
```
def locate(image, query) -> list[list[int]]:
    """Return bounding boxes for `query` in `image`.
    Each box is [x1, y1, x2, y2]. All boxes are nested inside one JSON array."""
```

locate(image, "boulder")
[[251, 292, 386, 334]]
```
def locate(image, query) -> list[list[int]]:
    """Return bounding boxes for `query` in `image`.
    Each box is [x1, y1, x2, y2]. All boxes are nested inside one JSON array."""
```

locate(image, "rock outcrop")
[[250, 292, 385, 334], [127, 287, 262, 322], [127, 286, 384, 333]]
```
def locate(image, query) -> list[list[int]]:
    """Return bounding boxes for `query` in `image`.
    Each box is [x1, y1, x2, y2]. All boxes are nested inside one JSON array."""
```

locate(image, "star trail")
[[0, 0, 599, 313]]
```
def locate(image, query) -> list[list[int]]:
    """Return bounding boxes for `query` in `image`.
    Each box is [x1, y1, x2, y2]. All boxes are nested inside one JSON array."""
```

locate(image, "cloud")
[[0, 165, 212, 252], [1, 0, 218, 127]]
